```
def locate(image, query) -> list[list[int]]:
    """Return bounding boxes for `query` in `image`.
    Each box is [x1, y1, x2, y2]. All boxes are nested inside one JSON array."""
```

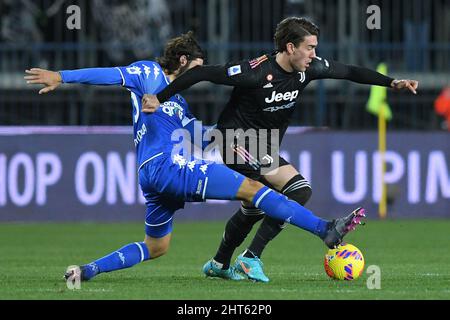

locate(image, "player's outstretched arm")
[[343, 65, 419, 94], [142, 63, 259, 114], [155, 65, 233, 103], [25, 66, 125, 94], [154, 63, 259, 104], [24, 68, 62, 94], [311, 59, 419, 95], [141, 65, 228, 113]]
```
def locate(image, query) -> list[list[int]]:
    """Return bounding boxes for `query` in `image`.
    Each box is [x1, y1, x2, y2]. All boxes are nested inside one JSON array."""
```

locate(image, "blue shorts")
[[139, 153, 245, 238]]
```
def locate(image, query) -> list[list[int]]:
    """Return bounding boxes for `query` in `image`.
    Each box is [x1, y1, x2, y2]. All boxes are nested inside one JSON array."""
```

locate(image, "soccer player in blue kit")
[[25, 31, 365, 282]]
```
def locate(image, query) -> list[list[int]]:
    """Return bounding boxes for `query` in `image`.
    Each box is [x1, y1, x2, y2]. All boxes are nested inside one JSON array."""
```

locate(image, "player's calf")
[[63, 241, 152, 281], [248, 185, 366, 247]]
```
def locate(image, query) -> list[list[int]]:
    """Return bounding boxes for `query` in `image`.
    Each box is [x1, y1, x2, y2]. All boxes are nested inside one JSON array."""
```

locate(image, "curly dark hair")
[[157, 31, 205, 74], [274, 17, 320, 52]]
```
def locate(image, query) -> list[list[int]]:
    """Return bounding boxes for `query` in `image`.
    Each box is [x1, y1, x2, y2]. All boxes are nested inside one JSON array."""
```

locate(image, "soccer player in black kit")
[[142, 17, 419, 282]]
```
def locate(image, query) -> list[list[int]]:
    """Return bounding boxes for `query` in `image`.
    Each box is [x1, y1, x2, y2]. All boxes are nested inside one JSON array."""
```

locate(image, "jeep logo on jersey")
[[264, 90, 299, 103]]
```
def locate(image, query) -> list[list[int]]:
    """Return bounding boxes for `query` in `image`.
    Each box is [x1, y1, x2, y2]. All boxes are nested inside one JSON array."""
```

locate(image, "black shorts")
[[214, 127, 289, 182], [223, 155, 290, 181], [218, 136, 290, 182]]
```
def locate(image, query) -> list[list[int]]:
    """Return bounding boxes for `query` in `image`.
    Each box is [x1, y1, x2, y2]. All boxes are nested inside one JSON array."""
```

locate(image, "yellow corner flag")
[[367, 62, 391, 219], [366, 63, 392, 121]]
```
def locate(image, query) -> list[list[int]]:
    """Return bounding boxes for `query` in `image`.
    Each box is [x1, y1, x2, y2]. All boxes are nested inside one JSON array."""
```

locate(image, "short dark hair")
[[157, 31, 205, 74], [274, 17, 320, 52]]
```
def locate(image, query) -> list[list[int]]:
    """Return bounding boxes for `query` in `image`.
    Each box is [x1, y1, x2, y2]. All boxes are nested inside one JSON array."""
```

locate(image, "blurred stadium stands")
[[0, 0, 449, 129]]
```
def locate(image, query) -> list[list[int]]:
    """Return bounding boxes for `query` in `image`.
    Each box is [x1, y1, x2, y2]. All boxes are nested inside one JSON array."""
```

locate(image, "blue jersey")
[[59, 61, 245, 239], [60, 60, 202, 169]]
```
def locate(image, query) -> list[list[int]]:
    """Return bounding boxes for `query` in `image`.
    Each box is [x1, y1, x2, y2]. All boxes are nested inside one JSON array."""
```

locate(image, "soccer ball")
[[324, 243, 365, 280]]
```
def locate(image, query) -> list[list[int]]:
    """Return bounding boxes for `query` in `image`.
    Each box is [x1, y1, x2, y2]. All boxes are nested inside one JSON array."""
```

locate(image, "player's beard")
[[290, 58, 307, 72], [292, 63, 306, 72]]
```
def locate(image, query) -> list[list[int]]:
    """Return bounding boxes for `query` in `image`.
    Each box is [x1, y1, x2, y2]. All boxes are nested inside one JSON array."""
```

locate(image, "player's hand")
[[141, 94, 161, 113], [391, 79, 419, 95], [24, 68, 62, 94]]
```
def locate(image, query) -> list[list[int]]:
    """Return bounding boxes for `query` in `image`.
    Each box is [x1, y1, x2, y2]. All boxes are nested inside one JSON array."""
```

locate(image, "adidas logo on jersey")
[[263, 83, 273, 88]]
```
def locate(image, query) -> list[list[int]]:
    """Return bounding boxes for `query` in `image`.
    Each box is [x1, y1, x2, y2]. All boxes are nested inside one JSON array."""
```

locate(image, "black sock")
[[213, 206, 264, 269], [245, 216, 285, 258]]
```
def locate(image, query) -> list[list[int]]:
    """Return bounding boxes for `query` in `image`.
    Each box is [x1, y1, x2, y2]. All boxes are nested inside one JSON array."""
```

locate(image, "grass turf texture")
[[0, 219, 449, 300]]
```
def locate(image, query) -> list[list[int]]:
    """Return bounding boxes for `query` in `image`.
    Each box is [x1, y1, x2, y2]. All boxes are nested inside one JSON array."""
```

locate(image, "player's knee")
[[237, 178, 265, 203], [281, 175, 312, 206], [283, 186, 312, 205]]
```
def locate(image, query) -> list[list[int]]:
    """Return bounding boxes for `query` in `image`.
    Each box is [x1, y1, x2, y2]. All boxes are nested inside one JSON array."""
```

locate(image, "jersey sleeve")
[[156, 59, 263, 102], [306, 57, 394, 87], [222, 58, 265, 88], [116, 60, 169, 95], [59, 67, 123, 86], [59, 60, 168, 95]]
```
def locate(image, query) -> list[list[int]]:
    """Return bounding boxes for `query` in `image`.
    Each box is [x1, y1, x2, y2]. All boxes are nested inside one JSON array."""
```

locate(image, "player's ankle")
[[243, 249, 257, 259], [212, 259, 228, 270]]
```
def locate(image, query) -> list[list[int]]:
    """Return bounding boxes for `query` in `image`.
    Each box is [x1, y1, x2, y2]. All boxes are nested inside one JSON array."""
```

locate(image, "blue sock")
[[252, 186, 329, 238], [82, 242, 150, 280]]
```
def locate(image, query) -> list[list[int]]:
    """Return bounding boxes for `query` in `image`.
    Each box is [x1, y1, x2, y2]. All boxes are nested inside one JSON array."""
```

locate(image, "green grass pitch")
[[0, 219, 449, 300]]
